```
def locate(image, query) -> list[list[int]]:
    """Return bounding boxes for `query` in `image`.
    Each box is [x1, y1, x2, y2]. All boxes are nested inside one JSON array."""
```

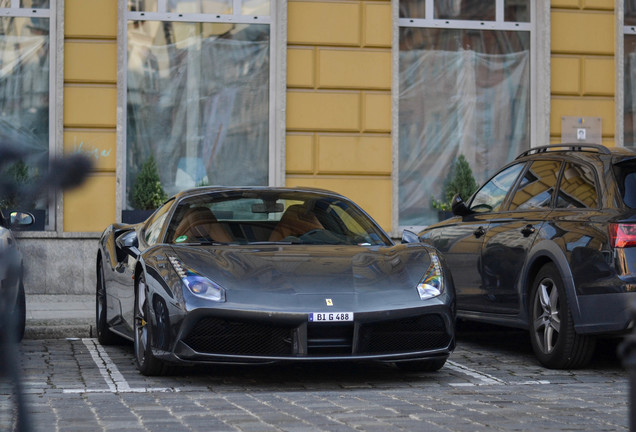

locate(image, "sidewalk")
[[25, 294, 94, 339]]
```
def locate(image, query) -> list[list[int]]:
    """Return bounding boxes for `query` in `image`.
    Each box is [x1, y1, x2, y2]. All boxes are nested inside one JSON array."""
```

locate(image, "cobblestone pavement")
[[1, 326, 629, 431]]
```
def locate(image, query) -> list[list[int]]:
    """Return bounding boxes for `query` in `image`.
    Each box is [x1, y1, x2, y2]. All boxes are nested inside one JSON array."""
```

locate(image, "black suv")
[[405, 144, 636, 368]]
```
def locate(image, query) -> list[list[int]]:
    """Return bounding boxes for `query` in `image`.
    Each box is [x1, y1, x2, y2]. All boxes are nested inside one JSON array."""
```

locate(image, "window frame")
[[115, 0, 286, 222], [621, 0, 632, 148], [0, 0, 59, 231], [392, 0, 550, 236]]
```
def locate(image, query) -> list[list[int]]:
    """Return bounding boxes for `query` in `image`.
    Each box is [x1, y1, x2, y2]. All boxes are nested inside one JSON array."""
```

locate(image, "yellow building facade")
[[1, 0, 630, 294]]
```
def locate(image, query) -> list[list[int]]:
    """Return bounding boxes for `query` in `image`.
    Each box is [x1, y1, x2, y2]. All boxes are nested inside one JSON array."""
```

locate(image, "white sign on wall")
[[561, 116, 602, 144]]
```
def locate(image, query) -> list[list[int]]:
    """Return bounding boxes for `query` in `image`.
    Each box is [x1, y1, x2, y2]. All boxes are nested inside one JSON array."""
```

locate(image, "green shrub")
[[432, 154, 478, 211], [131, 155, 167, 210]]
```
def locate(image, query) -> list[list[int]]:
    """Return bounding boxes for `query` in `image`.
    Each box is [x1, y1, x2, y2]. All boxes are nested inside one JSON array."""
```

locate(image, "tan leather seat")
[[269, 204, 323, 241], [173, 207, 232, 243]]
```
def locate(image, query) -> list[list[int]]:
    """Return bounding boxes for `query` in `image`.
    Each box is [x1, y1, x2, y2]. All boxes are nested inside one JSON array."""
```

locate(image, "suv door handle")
[[473, 226, 485, 238], [521, 224, 536, 237]]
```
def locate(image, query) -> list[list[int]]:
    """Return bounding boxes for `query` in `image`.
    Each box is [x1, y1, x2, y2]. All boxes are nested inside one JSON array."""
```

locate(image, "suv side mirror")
[[401, 229, 419, 244], [451, 194, 471, 217]]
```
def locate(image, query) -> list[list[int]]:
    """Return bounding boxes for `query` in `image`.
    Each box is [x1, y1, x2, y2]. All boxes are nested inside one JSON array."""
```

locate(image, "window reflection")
[[129, 0, 158, 12], [434, 1, 495, 21], [556, 162, 598, 209], [126, 20, 270, 209], [0, 16, 50, 198], [470, 163, 525, 213], [627, 0, 636, 26], [510, 160, 560, 211], [20, 0, 50, 7], [505, 0, 529, 22], [168, 0, 232, 14]]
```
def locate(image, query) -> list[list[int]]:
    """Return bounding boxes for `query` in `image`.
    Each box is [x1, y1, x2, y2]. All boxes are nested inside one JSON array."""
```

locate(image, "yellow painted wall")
[[62, 0, 118, 232], [550, 4, 615, 146], [287, 0, 393, 231]]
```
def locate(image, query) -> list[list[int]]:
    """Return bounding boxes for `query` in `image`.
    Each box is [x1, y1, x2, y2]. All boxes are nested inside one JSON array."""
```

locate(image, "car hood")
[[167, 244, 434, 310]]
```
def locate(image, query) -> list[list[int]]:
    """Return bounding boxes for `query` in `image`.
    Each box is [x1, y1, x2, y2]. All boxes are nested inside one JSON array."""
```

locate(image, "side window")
[[470, 163, 525, 213], [509, 160, 561, 211], [143, 200, 173, 245], [555, 162, 599, 209]]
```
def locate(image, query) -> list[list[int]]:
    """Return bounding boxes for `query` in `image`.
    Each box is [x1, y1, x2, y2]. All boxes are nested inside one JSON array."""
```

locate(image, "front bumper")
[[156, 303, 455, 364]]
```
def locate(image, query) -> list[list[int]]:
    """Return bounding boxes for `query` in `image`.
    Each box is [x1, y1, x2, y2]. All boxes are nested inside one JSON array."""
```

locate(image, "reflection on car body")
[[408, 144, 636, 369], [97, 187, 456, 376]]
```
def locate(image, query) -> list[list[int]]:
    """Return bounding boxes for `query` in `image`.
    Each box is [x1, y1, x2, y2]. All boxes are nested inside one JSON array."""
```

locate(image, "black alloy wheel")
[[134, 273, 167, 376], [96, 260, 120, 345], [528, 263, 595, 369]]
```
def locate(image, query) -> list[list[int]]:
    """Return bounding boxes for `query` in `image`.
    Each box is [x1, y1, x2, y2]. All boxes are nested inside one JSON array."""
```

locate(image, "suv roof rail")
[[516, 143, 611, 159]]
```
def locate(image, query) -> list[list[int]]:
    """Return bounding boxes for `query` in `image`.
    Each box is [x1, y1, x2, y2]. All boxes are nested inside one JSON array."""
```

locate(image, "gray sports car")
[[96, 187, 455, 375]]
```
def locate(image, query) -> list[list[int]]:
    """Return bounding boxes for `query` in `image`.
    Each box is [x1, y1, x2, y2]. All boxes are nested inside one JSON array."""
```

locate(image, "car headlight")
[[417, 252, 444, 300], [168, 256, 225, 302]]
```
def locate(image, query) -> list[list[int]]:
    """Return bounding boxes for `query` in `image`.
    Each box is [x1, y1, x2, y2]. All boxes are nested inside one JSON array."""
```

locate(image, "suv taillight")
[[609, 223, 636, 248]]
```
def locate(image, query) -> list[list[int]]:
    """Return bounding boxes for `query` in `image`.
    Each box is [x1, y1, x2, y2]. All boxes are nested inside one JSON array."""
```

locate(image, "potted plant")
[[0, 160, 45, 230], [122, 155, 167, 224], [432, 154, 478, 221]]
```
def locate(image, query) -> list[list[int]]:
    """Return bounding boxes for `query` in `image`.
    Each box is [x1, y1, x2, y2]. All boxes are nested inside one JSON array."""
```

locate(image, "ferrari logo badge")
[[326, 299, 333, 306]]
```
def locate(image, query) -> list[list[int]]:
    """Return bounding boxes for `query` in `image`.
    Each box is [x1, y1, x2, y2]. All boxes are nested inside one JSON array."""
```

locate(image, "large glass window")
[[398, 0, 532, 227], [0, 0, 55, 229], [625, 1, 636, 146], [124, 1, 272, 209]]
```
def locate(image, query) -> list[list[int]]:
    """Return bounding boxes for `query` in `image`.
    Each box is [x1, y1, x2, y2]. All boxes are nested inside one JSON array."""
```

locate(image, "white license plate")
[[308, 312, 354, 322]]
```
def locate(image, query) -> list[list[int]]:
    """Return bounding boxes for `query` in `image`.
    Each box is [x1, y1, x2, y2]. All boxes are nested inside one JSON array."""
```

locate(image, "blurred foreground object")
[[0, 147, 92, 431]]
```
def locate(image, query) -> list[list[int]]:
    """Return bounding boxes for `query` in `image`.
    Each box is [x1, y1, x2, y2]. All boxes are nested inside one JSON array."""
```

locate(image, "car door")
[[431, 162, 526, 311], [480, 159, 562, 313]]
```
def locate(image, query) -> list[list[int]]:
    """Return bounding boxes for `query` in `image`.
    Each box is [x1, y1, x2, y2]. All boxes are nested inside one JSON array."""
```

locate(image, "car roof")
[[170, 186, 349, 202], [516, 143, 636, 161]]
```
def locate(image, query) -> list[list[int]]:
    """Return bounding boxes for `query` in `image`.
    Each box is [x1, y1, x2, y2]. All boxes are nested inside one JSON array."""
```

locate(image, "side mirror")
[[451, 194, 471, 217], [115, 230, 140, 257], [9, 211, 34, 230], [401, 229, 420, 244]]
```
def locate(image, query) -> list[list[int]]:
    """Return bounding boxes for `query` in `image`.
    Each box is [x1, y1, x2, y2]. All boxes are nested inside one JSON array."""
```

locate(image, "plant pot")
[[121, 209, 155, 224]]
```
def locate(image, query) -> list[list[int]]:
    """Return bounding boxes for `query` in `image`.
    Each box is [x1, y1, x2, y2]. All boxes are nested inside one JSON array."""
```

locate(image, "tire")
[[528, 263, 595, 369], [96, 260, 121, 345], [134, 273, 167, 376], [396, 358, 446, 372], [14, 281, 26, 342]]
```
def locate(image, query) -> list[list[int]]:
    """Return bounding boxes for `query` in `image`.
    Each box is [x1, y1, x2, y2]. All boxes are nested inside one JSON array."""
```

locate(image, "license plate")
[[308, 312, 354, 322]]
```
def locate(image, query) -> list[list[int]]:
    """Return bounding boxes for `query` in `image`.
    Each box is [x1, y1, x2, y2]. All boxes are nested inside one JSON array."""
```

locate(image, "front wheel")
[[134, 273, 167, 376], [96, 260, 121, 345], [528, 263, 595, 369]]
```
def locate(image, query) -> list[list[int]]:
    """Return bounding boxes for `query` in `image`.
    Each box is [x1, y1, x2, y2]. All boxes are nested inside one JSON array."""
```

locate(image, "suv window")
[[509, 160, 561, 211], [613, 159, 636, 208], [470, 163, 525, 213], [555, 162, 599, 209]]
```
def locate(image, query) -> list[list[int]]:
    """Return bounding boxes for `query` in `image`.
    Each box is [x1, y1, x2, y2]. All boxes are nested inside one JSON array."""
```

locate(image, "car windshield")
[[164, 190, 392, 246], [613, 159, 636, 208]]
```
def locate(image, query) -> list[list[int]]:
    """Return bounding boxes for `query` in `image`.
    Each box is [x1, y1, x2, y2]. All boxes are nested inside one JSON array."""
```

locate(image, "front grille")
[[307, 323, 353, 355], [182, 318, 293, 356], [357, 314, 450, 354]]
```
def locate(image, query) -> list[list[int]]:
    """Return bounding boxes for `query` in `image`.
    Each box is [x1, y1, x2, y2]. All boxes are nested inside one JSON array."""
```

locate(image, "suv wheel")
[[528, 263, 595, 369]]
